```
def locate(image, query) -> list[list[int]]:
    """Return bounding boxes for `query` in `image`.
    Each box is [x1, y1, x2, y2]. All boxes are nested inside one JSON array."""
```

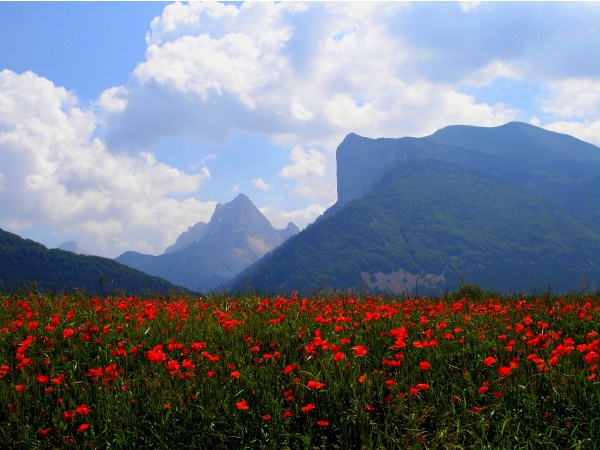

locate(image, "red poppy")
[[419, 361, 431, 371], [498, 366, 512, 377], [39, 427, 51, 436], [483, 356, 497, 367], [76, 423, 90, 433], [236, 399, 249, 410], [317, 420, 329, 427], [230, 371, 240, 379], [301, 403, 315, 413], [63, 410, 75, 421], [415, 383, 429, 391], [75, 404, 91, 415], [352, 345, 369, 357], [282, 410, 294, 419], [333, 352, 345, 362], [307, 380, 326, 390]]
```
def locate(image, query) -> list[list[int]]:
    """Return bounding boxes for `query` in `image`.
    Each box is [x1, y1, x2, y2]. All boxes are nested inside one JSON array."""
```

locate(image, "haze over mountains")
[[232, 122, 600, 294], [2, 121, 598, 295], [116, 194, 299, 291]]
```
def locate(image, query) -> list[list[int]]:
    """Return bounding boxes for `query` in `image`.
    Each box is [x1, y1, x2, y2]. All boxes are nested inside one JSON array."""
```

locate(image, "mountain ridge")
[[116, 193, 299, 291], [232, 122, 600, 294]]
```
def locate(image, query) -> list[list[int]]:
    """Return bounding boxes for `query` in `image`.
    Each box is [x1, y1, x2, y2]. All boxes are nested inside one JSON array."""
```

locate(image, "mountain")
[[331, 122, 600, 220], [0, 228, 180, 294], [57, 240, 90, 256], [232, 122, 600, 294], [116, 194, 299, 292]]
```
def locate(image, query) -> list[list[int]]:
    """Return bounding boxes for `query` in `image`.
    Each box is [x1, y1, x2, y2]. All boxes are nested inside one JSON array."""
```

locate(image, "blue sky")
[[0, 1, 599, 258]]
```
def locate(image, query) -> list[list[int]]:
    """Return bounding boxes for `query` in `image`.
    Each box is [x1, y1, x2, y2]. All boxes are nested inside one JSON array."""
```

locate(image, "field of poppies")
[[1, 288, 599, 449]]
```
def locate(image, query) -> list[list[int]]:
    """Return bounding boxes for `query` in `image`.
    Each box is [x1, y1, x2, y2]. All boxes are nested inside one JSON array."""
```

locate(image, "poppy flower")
[[236, 399, 249, 410], [301, 403, 315, 413], [39, 427, 51, 436], [415, 383, 429, 391], [76, 423, 90, 433], [282, 410, 294, 419], [419, 361, 431, 371], [498, 366, 512, 377], [483, 356, 497, 367], [333, 352, 345, 362], [230, 371, 240, 379], [307, 380, 326, 390], [317, 420, 329, 427], [352, 345, 369, 357], [75, 404, 91, 415]]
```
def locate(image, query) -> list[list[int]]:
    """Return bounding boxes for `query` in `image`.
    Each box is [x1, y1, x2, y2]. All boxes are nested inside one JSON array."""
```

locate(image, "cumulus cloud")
[[0, 69, 215, 257], [279, 146, 335, 202], [260, 203, 328, 230], [99, 1, 523, 156], [251, 177, 269, 190]]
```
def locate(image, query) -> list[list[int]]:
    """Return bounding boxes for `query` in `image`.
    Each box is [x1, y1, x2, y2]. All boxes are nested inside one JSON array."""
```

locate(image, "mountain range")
[[231, 122, 600, 294], [115, 194, 299, 291]]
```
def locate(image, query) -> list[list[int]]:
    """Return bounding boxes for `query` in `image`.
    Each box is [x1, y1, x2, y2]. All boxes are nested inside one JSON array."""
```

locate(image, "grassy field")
[[1, 288, 599, 449]]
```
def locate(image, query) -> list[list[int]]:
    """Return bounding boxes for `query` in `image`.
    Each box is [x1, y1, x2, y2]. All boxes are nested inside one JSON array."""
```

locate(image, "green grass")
[[0, 289, 599, 449]]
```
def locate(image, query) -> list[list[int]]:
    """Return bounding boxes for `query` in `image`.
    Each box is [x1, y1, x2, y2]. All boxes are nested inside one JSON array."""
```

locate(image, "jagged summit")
[[116, 193, 299, 291]]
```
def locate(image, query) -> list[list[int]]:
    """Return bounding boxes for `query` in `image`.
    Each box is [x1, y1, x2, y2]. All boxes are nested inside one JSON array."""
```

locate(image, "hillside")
[[232, 158, 600, 294], [0, 228, 180, 294], [116, 194, 298, 291]]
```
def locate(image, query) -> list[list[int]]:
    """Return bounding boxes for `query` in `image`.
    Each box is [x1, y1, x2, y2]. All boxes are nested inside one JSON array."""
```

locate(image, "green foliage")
[[0, 290, 599, 449], [233, 159, 600, 295], [0, 228, 181, 295]]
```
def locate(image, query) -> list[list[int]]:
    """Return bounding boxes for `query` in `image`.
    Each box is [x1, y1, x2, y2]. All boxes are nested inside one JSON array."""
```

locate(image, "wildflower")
[[76, 423, 90, 433], [236, 399, 249, 410], [39, 427, 51, 436], [262, 414, 272, 421], [301, 403, 315, 413], [63, 410, 75, 421], [419, 361, 431, 371], [36, 375, 49, 384], [307, 380, 326, 390], [317, 420, 329, 426], [75, 404, 91, 415], [230, 371, 240, 379], [498, 366, 512, 377], [15, 385, 26, 391], [416, 383, 429, 391], [483, 356, 497, 367], [352, 345, 369, 357], [282, 410, 294, 419], [333, 352, 345, 362]]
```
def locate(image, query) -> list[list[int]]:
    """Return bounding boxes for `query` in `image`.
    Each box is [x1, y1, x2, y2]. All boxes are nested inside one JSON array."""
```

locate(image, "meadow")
[[1, 288, 599, 449]]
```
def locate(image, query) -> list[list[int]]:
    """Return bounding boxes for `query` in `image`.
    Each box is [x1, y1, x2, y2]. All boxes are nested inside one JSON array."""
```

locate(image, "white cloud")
[[95, 85, 128, 113], [462, 60, 523, 87], [539, 78, 600, 120], [279, 146, 335, 202], [0, 69, 215, 257], [260, 203, 328, 230], [460, 2, 482, 13], [535, 78, 600, 146], [252, 177, 269, 190], [102, 1, 520, 155]]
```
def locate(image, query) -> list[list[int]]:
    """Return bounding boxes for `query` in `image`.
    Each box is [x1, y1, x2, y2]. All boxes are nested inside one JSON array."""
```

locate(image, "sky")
[[0, 1, 599, 258]]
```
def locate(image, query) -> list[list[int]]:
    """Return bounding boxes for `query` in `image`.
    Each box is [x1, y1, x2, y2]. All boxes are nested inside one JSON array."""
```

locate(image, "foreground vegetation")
[[1, 288, 599, 449]]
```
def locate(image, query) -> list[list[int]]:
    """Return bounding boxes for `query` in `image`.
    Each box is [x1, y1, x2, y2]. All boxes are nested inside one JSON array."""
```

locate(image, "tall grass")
[[0, 290, 599, 448]]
